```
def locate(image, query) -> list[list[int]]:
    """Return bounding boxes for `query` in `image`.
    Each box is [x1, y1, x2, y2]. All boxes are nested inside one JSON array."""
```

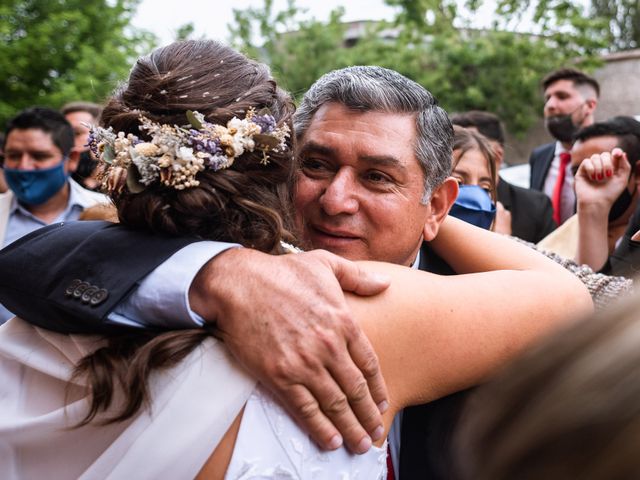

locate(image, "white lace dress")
[[226, 386, 387, 479]]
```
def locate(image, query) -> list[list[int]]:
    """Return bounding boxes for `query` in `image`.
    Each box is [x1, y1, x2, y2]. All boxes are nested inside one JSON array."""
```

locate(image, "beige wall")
[[505, 49, 640, 166]]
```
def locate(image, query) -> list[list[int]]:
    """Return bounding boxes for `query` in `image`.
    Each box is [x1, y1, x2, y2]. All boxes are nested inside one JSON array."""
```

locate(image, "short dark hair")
[[61, 101, 103, 121], [450, 111, 505, 146], [542, 68, 600, 97], [4, 107, 74, 156], [575, 116, 640, 167]]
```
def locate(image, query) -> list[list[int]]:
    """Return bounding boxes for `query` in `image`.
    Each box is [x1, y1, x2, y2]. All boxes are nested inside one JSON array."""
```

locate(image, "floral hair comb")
[[87, 108, 290, 193]]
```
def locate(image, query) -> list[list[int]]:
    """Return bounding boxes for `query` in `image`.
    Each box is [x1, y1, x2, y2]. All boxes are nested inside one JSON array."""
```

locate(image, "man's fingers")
[[347, 327, 388, 415], [304, 370, 375, 454], [326, 252, 391, 296], [276, 384, 344, 451]]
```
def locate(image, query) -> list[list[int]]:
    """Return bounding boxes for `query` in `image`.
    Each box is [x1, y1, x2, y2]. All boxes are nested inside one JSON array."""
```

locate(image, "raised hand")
[[188, 247, 390, 454], [575, 147, 631, 209]]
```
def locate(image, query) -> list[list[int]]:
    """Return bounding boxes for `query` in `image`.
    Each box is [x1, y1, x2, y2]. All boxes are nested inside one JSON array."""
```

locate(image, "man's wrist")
[[188, 247, 256, 325]]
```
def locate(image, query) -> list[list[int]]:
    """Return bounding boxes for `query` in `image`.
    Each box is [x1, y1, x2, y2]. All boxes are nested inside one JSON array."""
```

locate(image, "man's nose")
[[545, 96, 558, 114], [319, 169, 359, 216]]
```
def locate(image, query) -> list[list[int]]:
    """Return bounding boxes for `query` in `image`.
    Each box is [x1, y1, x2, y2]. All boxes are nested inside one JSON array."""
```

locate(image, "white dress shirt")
[[542, 141, 575, 224]]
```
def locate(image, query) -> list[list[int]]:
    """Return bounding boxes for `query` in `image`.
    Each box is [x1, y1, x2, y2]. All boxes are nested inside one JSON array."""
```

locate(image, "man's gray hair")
[[294, 66, 453, 202]]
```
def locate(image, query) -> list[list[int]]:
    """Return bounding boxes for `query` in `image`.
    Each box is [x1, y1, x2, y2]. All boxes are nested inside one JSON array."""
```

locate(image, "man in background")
[[61, 101, 103, 190], [0, 107, 106, 323], [529, 68, 599, 225]]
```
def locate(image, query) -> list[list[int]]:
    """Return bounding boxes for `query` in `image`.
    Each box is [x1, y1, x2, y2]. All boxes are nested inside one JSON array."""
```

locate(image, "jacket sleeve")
[[0, 221, 198, 333]]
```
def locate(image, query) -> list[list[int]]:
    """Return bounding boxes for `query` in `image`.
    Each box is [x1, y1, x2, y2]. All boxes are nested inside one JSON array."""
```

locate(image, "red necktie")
[[387, 443, 395, 480], [552, 152, 571, 225]]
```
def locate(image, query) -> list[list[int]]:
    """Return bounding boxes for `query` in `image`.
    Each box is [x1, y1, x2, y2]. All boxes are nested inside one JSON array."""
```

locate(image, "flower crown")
[[87, 108, 290, 194]]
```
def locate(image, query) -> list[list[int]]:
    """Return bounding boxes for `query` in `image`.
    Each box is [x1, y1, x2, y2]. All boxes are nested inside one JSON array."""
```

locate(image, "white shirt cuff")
[[107, 241, 240, 329]]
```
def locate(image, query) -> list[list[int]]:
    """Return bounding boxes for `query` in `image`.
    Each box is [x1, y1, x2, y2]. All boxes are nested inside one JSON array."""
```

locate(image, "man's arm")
[[0, 221, 390, 453], [0, 221, 198, 333]]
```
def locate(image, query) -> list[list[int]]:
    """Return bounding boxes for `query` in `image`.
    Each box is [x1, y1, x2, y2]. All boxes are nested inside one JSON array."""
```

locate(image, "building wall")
[[505, 49, 640, 166]]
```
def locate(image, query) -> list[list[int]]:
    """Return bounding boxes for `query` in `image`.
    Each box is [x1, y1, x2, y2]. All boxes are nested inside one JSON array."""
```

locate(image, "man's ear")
[[423, 177, 458, 241], [65, 148, 81, 174], [584, 97, 598, 116]]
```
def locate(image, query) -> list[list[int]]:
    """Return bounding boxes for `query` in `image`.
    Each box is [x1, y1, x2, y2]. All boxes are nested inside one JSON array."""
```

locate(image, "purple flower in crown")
[[251, 114, 277, 134], [86, 129, 101, 157], [189, 129, 222, 155]]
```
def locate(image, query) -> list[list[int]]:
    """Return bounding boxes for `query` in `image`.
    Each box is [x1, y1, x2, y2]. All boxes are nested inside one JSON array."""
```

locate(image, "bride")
[[0, 40, 591, 479]]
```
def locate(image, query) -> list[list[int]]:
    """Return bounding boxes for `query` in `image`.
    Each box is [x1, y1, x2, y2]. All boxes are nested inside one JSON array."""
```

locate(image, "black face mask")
[[545, 114, 579, 143], [72, 150, 98, 180], [609, 186, 635, 222]]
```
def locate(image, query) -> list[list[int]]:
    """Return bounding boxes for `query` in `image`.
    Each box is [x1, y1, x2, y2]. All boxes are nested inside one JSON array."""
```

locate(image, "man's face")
[[64, 111, 95, 152], [3, 129, 68, 172], [543, 79, 590, 127], [294, 102, 433, 266], [570, 135, 619, 176]]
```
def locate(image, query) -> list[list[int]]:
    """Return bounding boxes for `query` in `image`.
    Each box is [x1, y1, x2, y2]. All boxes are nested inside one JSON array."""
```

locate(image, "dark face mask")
[[73, 150, 98, 180], [545, 114, 579, 143], [609, 186, 635, 222]]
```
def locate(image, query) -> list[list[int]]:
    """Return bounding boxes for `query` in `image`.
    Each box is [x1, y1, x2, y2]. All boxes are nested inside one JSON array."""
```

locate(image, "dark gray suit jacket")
[[529, 142, 556, 192], [497, 178, 557, 243]]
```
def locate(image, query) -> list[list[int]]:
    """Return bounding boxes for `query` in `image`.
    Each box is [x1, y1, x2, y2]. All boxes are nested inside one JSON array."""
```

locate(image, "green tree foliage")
[[0, 0, 155, 125], [228, 0, 612, 136], [590, 0, 639, 50]]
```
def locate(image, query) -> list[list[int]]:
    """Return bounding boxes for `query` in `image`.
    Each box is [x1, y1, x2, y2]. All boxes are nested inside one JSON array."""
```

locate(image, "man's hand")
[[189, 248, 390, 454]]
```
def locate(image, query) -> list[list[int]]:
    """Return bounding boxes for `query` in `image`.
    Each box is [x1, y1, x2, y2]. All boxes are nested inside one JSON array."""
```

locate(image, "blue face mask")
[[4, 160, 69, 205], [449, 184, 496, 230]]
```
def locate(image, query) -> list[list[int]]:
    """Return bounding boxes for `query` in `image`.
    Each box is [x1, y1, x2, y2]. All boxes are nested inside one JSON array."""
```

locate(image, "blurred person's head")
[[450, 111, 505, 166], [455, 290, 640, 480], [293, 66, 458, 265], [61, 101, 104, 189], [61, 101, 103, 152], [542, 68, 599, 145], [448, 126, 498, 230], [3, 107, 78, 205], [572, 116, 640, 224]]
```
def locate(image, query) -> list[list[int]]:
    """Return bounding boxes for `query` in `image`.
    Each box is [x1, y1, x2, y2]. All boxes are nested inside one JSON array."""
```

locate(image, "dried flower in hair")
[[87, 108, 289, 194]]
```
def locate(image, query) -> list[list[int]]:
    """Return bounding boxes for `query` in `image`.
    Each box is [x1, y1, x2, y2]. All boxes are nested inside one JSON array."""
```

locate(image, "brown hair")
[[455, 291, 640, 480], [61, 101, 103, 121], [542, 67, 600, 97], [72, 40, 297, 425], [451, 125, 498, 202]]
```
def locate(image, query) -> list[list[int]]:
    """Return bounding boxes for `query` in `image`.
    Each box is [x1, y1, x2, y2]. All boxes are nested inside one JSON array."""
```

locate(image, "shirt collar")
[[410, 249, 421, 270]]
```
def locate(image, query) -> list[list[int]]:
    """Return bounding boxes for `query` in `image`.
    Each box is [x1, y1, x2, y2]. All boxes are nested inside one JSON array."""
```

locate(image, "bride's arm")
[[348, 221, 592, 431]]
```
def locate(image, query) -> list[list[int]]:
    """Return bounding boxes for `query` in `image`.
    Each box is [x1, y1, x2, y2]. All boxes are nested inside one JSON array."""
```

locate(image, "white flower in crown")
[[88, 108, 290, 194]]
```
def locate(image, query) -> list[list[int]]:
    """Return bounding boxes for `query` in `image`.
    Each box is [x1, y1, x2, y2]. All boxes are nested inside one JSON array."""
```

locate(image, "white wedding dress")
[[0, 318, 386, 479]]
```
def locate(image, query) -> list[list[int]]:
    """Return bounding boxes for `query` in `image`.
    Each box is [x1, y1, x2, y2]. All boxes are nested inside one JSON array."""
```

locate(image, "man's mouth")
[[307, 224, 361, 248]]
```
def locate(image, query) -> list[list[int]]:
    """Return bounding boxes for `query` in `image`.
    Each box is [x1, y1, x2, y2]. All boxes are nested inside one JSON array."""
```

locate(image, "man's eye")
[[300, 158, 333, 177], [301, 158, 329, 171], [365, 170, 392, 183]]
